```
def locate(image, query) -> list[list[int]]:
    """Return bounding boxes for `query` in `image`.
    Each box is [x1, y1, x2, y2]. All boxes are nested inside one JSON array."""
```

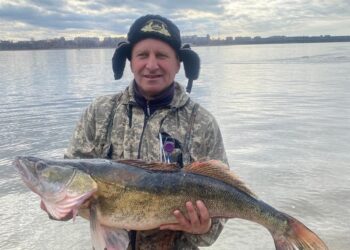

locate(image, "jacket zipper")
[[137, 101, 150, 159]]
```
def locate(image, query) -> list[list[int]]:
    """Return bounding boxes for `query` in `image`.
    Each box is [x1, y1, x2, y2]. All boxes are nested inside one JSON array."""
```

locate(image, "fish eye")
[[35, 161, 47, 171]]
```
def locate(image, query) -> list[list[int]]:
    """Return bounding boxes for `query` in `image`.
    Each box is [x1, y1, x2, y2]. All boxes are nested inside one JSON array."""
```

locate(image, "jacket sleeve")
[[64, 95, 117, 159], [190, 107, 228, 164], [64, 101, 99, 159], [181, 107, 228, 247]]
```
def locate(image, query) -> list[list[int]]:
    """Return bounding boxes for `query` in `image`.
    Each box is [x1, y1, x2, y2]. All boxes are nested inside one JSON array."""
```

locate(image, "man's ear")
[[176, 59, 181, 73], [130, 58, 135, 73]]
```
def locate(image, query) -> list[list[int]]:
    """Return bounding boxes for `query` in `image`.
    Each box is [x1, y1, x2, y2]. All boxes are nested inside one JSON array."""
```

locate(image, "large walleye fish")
[[13, 156, 328, 250]]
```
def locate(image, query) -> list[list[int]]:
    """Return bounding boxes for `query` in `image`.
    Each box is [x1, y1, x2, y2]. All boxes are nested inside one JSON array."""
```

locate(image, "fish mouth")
[[13, 156, 40, 192], [13, 156, 31, 180], [14, 156, 78, 199]]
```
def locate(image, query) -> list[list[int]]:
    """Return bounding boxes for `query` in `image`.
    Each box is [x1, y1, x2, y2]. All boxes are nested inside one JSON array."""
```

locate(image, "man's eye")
[[137, 53, 148, 58], [157, 54, 168, 59]]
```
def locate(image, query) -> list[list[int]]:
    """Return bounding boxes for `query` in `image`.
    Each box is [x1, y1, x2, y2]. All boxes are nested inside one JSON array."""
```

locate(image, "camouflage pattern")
[[65, 81, 228, 249]]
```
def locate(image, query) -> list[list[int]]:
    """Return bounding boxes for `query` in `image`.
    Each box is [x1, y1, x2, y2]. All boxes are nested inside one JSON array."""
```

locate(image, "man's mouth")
[[144, 74, 162, 79]]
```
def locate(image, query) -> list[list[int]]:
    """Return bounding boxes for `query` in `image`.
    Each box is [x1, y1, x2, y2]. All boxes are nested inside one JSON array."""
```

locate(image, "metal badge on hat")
[[141, 19, 171, 37]]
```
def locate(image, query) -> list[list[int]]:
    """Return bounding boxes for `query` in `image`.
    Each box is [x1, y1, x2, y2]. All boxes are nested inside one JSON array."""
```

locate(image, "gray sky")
[[1, 0, 349, 41]]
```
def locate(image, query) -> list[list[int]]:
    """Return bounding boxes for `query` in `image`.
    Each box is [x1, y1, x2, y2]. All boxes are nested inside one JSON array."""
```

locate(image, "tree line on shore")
[[1, 35, 349, 51]]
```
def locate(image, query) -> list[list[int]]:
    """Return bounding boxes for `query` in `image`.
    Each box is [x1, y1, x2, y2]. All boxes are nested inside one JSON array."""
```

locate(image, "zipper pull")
[[127, 103, 133, 128], [146, 101, 151, 117]]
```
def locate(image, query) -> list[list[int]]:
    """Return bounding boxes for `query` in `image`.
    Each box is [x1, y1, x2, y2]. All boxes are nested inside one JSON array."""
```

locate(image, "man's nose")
[[145, 54, 159, 70]]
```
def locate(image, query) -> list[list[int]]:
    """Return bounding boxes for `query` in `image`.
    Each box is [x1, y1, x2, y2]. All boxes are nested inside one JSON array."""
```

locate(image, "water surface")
[[1, 43, 349, 249]]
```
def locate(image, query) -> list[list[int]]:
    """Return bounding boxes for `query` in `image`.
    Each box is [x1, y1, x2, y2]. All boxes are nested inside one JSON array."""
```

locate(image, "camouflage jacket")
[[65, 81, 228, 250]]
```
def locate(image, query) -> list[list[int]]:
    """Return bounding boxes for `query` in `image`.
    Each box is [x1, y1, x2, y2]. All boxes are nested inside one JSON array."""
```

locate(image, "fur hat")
[[112, 14, 200, 93], [127, 14, 181, 53]]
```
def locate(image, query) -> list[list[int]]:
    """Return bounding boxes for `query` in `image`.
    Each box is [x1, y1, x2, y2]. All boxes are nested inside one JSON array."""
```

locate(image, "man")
[[64, 14, 228, 249]]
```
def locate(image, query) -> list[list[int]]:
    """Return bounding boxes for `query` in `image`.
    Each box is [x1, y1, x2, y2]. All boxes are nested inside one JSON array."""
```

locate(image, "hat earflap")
[[112, 42, 131, 80], [179, 44, 200, 93]]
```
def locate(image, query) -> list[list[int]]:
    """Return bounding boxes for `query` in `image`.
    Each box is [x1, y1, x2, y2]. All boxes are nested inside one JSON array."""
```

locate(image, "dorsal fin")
[[115, 159, 179, 172], [183, 160, 257, 198]]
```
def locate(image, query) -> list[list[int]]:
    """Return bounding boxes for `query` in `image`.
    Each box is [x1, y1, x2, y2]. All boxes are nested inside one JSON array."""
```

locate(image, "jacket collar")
[[121, 81, 190, 109]]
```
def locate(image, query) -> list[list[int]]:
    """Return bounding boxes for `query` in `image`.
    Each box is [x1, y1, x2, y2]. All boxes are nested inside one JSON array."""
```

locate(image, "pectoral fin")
[[90, 202, 129, 250]]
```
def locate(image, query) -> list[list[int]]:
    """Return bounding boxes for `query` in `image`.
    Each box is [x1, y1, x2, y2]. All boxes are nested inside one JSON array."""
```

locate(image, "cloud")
[[220, 0, 350, 36], [0, 0, 349, 41], [0, 1, 135, 31]]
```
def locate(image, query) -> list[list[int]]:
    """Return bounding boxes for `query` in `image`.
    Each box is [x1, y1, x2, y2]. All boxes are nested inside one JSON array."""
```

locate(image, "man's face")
[[131, 38, 180, 99]]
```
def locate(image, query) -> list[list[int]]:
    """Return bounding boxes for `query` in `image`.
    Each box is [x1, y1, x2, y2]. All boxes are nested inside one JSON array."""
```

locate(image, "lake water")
[[1, 43, 349, 250]]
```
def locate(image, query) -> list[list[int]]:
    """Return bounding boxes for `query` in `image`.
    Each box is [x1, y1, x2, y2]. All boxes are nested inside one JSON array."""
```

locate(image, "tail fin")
[[272, 214, 328, 250]]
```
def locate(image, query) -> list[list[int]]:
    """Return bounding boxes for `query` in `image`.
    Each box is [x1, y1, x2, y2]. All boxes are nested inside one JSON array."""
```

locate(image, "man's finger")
[[159, 223, 181, 231], [196, 200, 210, 224], [173, 210, 191, 227], [186, 201, 200, 227]]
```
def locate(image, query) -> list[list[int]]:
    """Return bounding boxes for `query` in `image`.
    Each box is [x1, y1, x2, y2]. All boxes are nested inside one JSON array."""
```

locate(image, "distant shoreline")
[[1, 35, 350, 51]]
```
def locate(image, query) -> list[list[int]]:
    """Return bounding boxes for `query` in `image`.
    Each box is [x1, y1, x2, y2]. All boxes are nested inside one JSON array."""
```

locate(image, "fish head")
[[13, 156, 76, 198], [14, 156, 98, 220]]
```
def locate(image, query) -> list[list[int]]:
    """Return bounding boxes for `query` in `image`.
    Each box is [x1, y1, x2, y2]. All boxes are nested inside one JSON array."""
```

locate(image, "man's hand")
[[159, 200, 212, 234]]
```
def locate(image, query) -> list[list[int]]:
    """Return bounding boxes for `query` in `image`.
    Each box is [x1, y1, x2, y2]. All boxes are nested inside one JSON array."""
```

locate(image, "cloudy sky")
[[1, 0, 349, 41]]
